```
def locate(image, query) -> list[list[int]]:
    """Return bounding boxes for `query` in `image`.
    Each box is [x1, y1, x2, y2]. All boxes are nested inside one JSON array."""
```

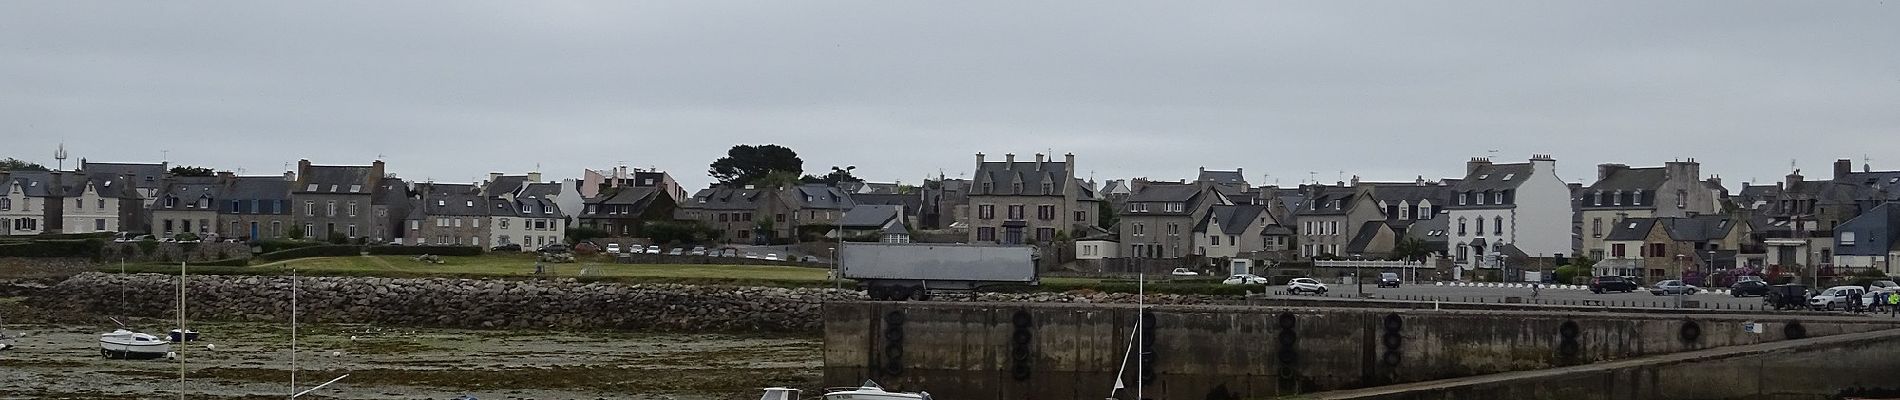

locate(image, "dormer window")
[[1612, 191, 1623, 206], [465, 200, 474, 207], [349, 184, 362, 193], [1595, 191, 1605, 206], [1476, 191, 1486, 205], [520, 204, 531, 213], [1012, 182, 1023, 193], [1042, 182, 1053, 195], [981, 182, 993, 193], [1458, 193, 1467, 205], [1493, 191, 1503, 204], [436, 200, 445, 207], [1632, 189, 1644, 205]]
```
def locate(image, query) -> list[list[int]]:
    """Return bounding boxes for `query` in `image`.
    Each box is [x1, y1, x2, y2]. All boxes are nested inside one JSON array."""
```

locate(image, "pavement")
[[1261, 281, 1793, 311]]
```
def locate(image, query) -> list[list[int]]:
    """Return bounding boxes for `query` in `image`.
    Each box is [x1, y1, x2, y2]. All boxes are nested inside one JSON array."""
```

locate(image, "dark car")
[[1589, 276, 1638, 294], [1730, 280, 1771, 297], [538, 243, 570, 253], [490, 243, 523, 252], [1376, 272, 1401, 288]]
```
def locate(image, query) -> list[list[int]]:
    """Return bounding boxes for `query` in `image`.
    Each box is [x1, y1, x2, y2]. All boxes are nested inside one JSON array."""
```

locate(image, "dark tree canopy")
[[0, 158, 48, 172], [708, 144, 804, 186], [802, 165, 862, 185], [170, 165, 216, 177]]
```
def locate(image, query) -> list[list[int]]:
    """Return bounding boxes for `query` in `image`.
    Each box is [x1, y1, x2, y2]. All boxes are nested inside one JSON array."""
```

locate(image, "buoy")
[[331, 351, 342, 357], [205, 343, 216, 350], [349, 335, 357, 341], [166, 352, 178, 359]]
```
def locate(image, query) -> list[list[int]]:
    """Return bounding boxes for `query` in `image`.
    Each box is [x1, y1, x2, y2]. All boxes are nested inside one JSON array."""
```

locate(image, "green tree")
[[752, 170, 804, 189], [286, 225, 306, 240], [0, 158, 48, 172], [1096, 201, 1117, 229], [802, 165, 863, 185], [708, 144, 804, 186], [565, 227, 607, 243], [168, 165, 216, 177], [1390, 237, 1431, 261]]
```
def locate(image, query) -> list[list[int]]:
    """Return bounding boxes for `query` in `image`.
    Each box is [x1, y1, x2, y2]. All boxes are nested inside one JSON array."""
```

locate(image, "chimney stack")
[[1005, 153, 1016, 170], [1597, 163, 1628, 182], [975, 152, 985, 165], [489, 172, 503, 183], [1035, 153, 1044, 171], [1467, 157, 1493, 176], [528, 172, 542, 182], [1835, 159, 1853, 180], [1786, 170, 1804, 190]]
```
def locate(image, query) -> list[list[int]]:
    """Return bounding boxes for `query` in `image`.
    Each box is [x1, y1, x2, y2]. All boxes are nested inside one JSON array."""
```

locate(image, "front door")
[[250, 222, 260, 241], [1005, 226, 1023, 245]]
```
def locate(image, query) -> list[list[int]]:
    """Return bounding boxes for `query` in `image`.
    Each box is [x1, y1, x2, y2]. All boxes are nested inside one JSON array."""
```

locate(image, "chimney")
[[1786, 170, 1804, 190], [1350, 175, 1360, 186], [284, 170, 296, 182], [1467, 157, 1492, 176], [1064, 153, 1075, 169], [1415, 175, 1426, 186], [370, 159, 386, 183], [1199, 166, 1206, 175], [528, 172, 542, 182], [1005, 153, 1016, 169], [1236, 167, 1243, 179], [975, 152, 986, 166], [1664, 159, 1700, 185], [1597, 163, 1628, 181], [489, 172, 503, 183], [1835, 159, 1853, 180], [297, 159, 312, 177], [1035, 153, 1044, 171]]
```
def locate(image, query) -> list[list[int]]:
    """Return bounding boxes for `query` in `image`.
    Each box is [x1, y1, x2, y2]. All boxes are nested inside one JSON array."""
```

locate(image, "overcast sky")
[[5, 1, 1898, 192]]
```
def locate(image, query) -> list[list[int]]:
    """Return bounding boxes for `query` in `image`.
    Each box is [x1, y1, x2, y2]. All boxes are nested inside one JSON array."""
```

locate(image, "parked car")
[[1869, 280, 1900, 292], [689, 246, 708, 256], [721, 248, 739, 258], [1286, 278, 1328, 295], [1222, 274, 1269, 285], [1589, 276, 1639, 294], [669, 248, 684, 256], [1376, 272, 1401, 288], [605, 243, 621, 254], [490, 243, 522, 252], [1730, 280, 1771, 297], [800, 255, 820, 263], [1169, 268, 1199, 276], [644, 245, 661, 254], [1810, 285, 1869, 311], [743, 252, 760, 259], [538, 243, 570, 253], [1648, 280, 1700, 296], [764, 253, 780, 261]]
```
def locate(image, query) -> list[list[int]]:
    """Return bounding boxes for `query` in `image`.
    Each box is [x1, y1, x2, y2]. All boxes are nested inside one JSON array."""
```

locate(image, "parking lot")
[[1262, 281, 1795, 311]]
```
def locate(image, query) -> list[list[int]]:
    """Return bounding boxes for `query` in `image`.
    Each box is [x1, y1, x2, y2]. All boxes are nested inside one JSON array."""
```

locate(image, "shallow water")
[[0, 322, 820, 399]]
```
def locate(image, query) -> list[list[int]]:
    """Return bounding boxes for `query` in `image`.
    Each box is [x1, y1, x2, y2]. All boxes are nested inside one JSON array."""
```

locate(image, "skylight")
[[1502, 173, 1515, 181], [1477, 174, 1489, 180], [306, 184, 319, 191], [1627, 222, 1637, 229]]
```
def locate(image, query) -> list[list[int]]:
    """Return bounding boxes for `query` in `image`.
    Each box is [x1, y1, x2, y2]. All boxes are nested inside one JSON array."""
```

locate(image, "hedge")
[[193, 258, 251, 267], [258, 239, 326, 254], [990, 280, 1254, 296], [255, 245, 363, 262], [366, 245, 483, 257], [0, 239, 105, 258], [1, 232, 115, 241]]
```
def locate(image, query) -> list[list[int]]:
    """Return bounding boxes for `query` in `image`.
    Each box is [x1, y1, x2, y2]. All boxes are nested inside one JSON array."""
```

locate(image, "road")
[[1262, 281, 1788, 311]]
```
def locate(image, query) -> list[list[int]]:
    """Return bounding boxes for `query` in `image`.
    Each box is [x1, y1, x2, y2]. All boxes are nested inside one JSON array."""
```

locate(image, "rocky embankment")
[[20, 273, 1217, 333]]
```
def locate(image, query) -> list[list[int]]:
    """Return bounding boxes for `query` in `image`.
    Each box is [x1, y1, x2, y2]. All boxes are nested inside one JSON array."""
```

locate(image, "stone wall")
[[21, 273, 1218, 334]]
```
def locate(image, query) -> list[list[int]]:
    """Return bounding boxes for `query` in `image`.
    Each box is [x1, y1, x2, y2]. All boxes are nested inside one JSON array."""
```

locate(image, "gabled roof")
[[1453, 163, 1534, 192], [852, 193, 921, 217], [221, 176, 291, 201], [591, 186, 660, 206], [1366, 182, 1455, 208], [1195, 205, 1266, 236], [1605, 218, 1659, 241], [1127, 183, 1200, 202], [80, 161, 167, 190], [152, 176, 222, 211], [973, 160, 1069, 196], [1662, 215, 1737, 242], [298, 165, 376, 194], [1074, 178, 1098, 200], [410, 183, 487, 218], [1585, 167, 1668, 192], [684, 187, 770, 211], [489, 196, 562, 218], [1295, 185, 1359, 216], [1, 171, 63, 197], [1345, 221, 1389, 255], [784, 184, 854, 210], [1197, 169, 1246, 186], [841, 205, 903, 229], [1403, 215, 1450, 244]]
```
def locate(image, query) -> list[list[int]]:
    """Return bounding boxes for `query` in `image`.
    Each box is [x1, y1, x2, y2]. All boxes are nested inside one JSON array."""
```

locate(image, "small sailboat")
[[100, 328, 172, 359], [759, 387, 800, 400], [823, 380, 931, 400]]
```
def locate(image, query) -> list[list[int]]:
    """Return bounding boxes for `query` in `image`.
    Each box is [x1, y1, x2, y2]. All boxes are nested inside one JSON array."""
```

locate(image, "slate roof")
[[1, 171, 63, 197], [298, 165, 377, 194], [1127, 183, 1201, 202], [1195, 205, 1266, 236], [152, 176, 222, 211], [1101, 180, 1131, 195], [784, 184, 855, 210], [1586, 167, 1667, 192], [375, 177, 409, 206], [840, 205, 903, 229], [1, 171, 139, 199], [409, 183, 488, 218], [218, 176, 292, 215], [489, 196, 562, 218], [1605, 218, 1659, 241], [1074, 178, 1098, 200], [973, 160, 1069, 196], [684, 187, 770, 211], [1452, 163, 1534, 192], [1403, 216, 1451, 246], [80, 161, 167, 190], [1661, 215, 1737, 242], [1198, 169, 1246, 186], [852, 193, 922, 217], [1295, 186, 1358, 216], [1366, 182, 1456, 210], [1345, 221, 1387, 254]]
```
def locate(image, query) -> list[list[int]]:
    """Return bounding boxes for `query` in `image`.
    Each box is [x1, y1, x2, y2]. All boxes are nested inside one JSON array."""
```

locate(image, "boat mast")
[[290, 267, 298, 398], [1136, 273, 1144, 400], [178, 261, 186, 399]]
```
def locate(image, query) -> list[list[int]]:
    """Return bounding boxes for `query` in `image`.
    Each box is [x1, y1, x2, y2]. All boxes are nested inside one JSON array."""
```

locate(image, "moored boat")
[[824, 380, 931, 400], [100, 329, 171, 359]]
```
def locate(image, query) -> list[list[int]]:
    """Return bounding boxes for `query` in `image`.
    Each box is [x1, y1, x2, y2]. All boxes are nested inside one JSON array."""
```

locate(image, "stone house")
[[215, 175, 294, 241], [78, 160, 168, 233], [1834, 202, 1900, 273], [404, 183, 490, 246], [1120, 180, 1227, 258], [1192, 205, 1276, 258], [966, 152, 1090, 245], [1595, 215, 1748, 282], [1446, 155, 1574, 272], [1576, 159, 1719, 259], [151, 176, 222, 239], [0, 171, 139, 235], [1293, 183, 1381, 259], [486, 183, 566, 251], [581, 166, 686, 204], [290, 159, 389, 242], [582, 186, 674, 238], [1, 171, 59, 235]]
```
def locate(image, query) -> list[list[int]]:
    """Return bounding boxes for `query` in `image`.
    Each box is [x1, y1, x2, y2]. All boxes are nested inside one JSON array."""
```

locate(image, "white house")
[[1445, 155, 1573, 275], [1076, 237, 1120, 260]]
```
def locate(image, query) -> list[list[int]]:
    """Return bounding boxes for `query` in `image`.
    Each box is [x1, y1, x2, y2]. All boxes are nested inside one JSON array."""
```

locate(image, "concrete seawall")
[[822, 301, 1900, 399]]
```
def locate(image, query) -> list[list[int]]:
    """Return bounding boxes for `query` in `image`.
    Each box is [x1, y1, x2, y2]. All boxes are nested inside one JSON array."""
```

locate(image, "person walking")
[[1889, 291, 1899, 318]]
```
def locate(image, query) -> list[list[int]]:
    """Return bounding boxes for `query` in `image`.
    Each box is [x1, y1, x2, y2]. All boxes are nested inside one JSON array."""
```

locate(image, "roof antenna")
[[54, 143, 68, 171]]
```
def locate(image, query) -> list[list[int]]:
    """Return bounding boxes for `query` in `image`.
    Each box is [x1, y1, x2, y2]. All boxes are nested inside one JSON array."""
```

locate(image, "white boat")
[[760, 387, 800, 400], [100, 329, 171, 359], [168, 328, 200, 343], [824, 380, 931, 400]]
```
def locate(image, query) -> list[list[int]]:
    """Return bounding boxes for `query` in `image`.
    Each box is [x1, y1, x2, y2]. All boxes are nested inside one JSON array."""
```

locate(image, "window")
[[1592, 218, 1602, 238], [303, 224, 313, 238], [271, 221, 282, 238], [1493, 217, 1503, 235], [1167, 203, 1184, 213], [1502, 173, 1514, 181], [1133, 223, 1145, 236], [977, 227, 996, 241], [1612, 191, 1623, 206], [1457, 217, 1467, 236], [410, 220, 421, 230], [1007, 205, 1024, 220], [347, 224, 358, 238], [1458, 193, 1468, 205], [97, 199, 106, 209], [1493, 191, 1503, 204], [1676, 190, 1687, 208], [75, 198, 83, 208], [1476, 191, 1486, 205], [94, 219, 106, 231], [304, 201, 315, 216], [500, 219, 510, 229], [348, 201, 358, 217], [1210, 236, 1220, 245], [472, 218, 481, 228], [453, 218, 462, 228], [326, 201, 336, 217], [1075, 211, 1087, 222], [1648, 243, 1666, 257], [1841, 231, 1857, 246], [0, 198, 9, 211], [1167, 223, 1180, 236], [719, 213, 730, 222], [1328, 221, 1338, 235], [1036, 228, 1054, 242], [1612, 243, 1626, 257], [979, 204, 995, 219], [1595, 191, 1605, 206], [1038, 205, 1056, 221]]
